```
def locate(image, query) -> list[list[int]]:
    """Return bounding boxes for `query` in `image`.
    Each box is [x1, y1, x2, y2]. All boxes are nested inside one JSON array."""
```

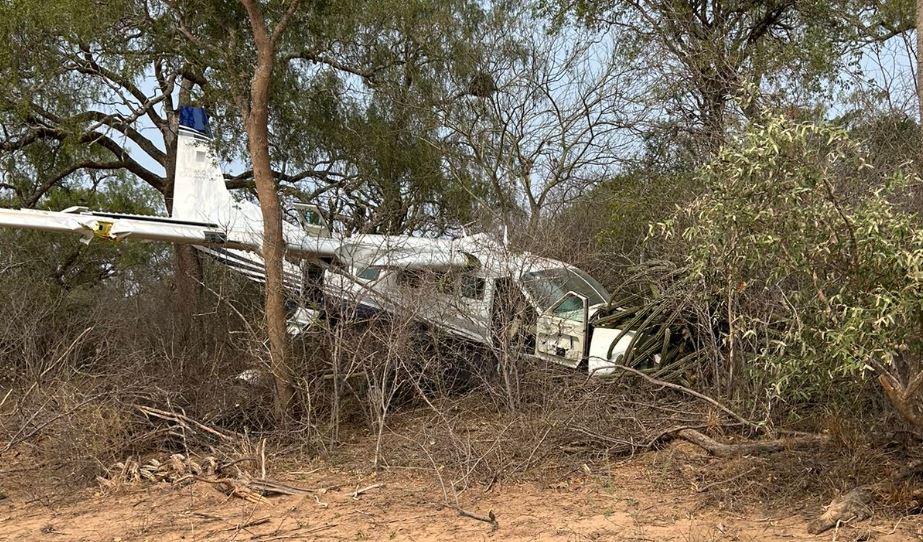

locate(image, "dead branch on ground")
[[136, 405, 235, 442], [809, 460, 923, 534], [456, 506, 498, 530], [97, 452, 314, 504], [351, 483, 383, 499], [604, 363, 763, 433], [671, 428, 829, 457]]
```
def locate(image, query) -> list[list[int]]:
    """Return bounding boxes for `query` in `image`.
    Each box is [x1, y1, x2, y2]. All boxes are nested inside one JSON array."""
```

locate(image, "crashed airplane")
[[0, 107, 637, 376]]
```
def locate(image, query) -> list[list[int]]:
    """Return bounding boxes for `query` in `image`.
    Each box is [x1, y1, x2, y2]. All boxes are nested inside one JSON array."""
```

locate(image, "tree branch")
[[23, 159, 126, 208], [285, 50, 400, 83], [272, 0, 302, 45]]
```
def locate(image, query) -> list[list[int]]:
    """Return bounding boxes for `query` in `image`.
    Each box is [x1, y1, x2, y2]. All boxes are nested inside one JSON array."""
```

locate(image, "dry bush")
[[375, 364, 720, 488], [305, 275, 495, 461], [0, 252, 269, 485]]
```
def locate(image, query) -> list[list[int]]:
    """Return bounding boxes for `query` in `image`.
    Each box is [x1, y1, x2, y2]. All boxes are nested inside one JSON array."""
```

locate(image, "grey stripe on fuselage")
[[196, 246, 302, 289]]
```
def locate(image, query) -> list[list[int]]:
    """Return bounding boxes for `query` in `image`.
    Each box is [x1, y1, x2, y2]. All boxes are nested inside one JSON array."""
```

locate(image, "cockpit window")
[[306, 206, 327, 227], [520, 267, 608, 312]]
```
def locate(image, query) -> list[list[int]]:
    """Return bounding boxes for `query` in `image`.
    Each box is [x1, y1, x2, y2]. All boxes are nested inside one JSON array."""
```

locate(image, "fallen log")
[[673, 429, 828, 457]]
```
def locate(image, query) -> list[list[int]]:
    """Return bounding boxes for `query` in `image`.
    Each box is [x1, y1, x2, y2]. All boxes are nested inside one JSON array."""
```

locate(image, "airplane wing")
[[0, 204, 472, 275], [0, 206, 241, 246], [0, 205, 345, 261]]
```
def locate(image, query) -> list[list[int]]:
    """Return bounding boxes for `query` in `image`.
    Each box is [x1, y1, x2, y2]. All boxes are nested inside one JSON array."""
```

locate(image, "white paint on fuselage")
[[320, 232, 588, 346]]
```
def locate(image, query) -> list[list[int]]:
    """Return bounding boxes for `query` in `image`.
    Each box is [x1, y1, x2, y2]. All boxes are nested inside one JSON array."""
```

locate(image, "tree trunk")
[[878, 372, 923, 433], [701, 87, 726, 154], [917, 0, 923, 128], [163, 177, 203, 345], [242, 0, 294, 425], [172, 245, 202, 337]]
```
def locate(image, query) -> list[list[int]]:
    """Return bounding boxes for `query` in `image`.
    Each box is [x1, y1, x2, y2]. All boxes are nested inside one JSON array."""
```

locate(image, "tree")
[[297, 0, 498, 236], [550, 0, 856, 156], [166, 0, 310, 422], [0, 0, 208, 335], [917, 0, 923, 134], [239, 0, 300, 422], [167, 0, 493, 421], [442, 10, 652, 237]]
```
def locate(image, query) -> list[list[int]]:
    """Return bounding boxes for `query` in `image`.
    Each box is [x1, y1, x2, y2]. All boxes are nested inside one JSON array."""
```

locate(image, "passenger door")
[[440, 272, 490, 342], [535, 292, 589, 368]]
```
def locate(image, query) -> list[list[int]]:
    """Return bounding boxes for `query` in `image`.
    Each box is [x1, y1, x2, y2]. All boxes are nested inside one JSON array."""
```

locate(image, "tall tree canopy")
[[549, 0, 867, 159]]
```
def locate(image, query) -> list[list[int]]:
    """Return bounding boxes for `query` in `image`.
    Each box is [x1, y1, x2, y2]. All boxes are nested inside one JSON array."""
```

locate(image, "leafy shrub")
[[661, 116, 923, 427]]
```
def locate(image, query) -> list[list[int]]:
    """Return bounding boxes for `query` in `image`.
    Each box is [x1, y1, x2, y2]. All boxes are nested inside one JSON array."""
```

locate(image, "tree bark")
[[164, 156, 203, 344], [241, 0, 295, 424], [917, 0, 923, 128], [877, 372, 923, 433]]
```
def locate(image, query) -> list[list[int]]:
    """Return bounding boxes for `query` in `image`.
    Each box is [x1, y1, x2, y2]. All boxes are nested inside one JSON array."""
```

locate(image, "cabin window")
[[292, 203, 328, 231], [460, 275, 485, 300], [357, 266, 381, 281], [551, 293, 587, 322], [521, 267, 608, 311]]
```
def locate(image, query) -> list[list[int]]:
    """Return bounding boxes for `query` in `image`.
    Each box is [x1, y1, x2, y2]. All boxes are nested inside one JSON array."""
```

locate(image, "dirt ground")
[[2, 447, 921, 542]]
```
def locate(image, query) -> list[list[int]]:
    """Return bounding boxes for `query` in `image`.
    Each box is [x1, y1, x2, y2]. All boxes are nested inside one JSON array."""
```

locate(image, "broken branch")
[[605, 364, 762, 433], [351, 483, 383, 499], [456, 506, 498, 531], [674, 428, 828, 457]]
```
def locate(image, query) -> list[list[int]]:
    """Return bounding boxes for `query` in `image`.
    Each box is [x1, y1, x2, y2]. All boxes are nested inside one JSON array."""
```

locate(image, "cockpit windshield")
[[520, 267, 609, 312]]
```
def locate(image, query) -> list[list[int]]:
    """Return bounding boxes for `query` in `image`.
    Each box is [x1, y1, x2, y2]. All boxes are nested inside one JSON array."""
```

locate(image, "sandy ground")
[[2, 456, 921, 542]]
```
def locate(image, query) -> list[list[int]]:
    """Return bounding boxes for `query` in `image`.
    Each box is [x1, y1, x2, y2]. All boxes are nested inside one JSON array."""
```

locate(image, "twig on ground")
[[223, 516, 271, 531], [695, 467, 756, 493], [190, 512, 225, 523], [244, 477, 313, 496], [252, 523, 337, 540], [351, 483, 383, 499], [456, 506, 498, 531]]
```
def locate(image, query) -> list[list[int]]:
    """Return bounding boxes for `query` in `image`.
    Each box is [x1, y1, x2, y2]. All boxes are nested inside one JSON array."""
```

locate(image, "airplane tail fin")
[[172, 106, 237, 226]]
